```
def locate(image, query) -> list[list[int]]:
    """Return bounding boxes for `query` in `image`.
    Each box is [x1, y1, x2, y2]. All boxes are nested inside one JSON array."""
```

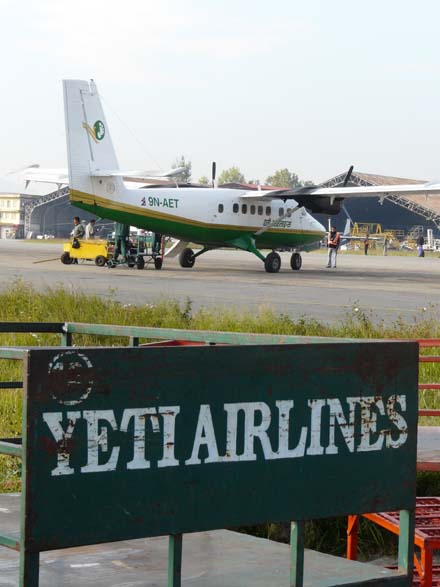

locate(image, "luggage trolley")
[[107, 232, 165, 270]]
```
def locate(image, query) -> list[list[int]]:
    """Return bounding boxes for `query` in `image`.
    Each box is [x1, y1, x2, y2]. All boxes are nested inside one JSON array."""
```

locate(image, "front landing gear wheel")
[[179, 248, 195, 268], [264, 252, 281, 273], [136, 256, 145, 270], [290, 252, 302, 271]]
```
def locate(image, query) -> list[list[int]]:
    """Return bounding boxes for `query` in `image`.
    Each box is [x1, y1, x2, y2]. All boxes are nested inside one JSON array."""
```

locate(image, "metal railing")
[[417, 339, 440, 418]]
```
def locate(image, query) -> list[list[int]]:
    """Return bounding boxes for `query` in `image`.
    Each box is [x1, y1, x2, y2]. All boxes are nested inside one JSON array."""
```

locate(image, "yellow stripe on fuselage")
[[70, 189, 324, 236]]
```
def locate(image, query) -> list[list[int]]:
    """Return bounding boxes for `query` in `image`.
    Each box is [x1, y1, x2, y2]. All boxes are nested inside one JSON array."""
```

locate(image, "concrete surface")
[[417, 426, 440, 469], [0, 495, 398, 586], [0, 240, 438, 323]]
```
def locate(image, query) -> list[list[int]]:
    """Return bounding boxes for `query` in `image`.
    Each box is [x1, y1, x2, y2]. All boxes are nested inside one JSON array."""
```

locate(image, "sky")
[[1, 0, 440, 184]]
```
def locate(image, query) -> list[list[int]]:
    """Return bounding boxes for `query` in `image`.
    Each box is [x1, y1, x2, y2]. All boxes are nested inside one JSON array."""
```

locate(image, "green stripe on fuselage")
[[72, 200, 323, 249]]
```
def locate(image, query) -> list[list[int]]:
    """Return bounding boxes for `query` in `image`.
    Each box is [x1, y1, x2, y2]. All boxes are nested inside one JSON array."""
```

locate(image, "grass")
[[0, 279, 439, 556]]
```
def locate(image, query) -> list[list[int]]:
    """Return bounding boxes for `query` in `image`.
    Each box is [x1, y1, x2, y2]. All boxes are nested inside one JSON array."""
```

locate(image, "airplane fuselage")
[[70, 184, 326, 250]]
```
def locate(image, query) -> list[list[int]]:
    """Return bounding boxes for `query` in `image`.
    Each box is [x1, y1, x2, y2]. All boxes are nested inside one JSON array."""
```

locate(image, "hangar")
[[317, 171, 440, 233]]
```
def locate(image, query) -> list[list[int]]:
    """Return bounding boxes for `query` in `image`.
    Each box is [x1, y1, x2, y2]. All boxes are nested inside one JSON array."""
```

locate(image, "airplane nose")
[[314, 218, 326, 233]]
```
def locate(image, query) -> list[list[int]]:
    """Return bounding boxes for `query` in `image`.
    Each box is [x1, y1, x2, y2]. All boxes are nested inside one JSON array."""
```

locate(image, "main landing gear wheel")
[[95, 255, 106, 267], [264, 252, 281, 273], [179, 248, 195, 268], [290, 252, 302, 271], [154, 257, 163, 270], [61, 252, 73, 265], [136, 256, 145, 270]]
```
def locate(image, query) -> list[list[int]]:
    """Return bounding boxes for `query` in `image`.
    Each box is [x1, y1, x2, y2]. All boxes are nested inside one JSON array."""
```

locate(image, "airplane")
[[29, 79, 440, 272]]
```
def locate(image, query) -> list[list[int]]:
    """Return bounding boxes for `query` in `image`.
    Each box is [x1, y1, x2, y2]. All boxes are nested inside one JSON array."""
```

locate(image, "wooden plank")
[[0, 322, 64, 333], [0, 441, 22, 458], [65, 321, 357, 345]]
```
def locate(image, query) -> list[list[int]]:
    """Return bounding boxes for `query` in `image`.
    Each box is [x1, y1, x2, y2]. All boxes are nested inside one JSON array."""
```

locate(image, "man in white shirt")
[[85, 219, 96, 239]]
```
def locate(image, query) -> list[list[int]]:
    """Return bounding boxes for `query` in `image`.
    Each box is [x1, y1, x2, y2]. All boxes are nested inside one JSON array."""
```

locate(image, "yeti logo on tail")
[[82, 120, 105, 143]]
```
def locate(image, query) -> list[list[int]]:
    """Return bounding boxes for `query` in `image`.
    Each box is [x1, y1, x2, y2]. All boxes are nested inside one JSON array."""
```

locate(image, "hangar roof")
[[323, 171, 440, 221]]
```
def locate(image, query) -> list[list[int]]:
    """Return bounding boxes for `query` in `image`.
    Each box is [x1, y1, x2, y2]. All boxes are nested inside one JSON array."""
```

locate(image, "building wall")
[[0, 194, 22, 238]]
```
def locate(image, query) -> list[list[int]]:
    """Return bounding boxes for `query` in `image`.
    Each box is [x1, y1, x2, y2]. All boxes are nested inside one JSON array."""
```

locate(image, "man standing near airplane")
[[326, 226, 340, 269]]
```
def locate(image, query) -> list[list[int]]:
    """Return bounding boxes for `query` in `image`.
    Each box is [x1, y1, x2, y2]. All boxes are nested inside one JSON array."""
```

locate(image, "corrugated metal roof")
[[353, 172, 425, 185], [325, 171, 440, 217]]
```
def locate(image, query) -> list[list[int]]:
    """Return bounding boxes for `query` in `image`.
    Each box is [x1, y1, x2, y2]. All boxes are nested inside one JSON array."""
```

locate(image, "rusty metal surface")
[[369, 497, 440, 544], [0, 494, 401, 587]]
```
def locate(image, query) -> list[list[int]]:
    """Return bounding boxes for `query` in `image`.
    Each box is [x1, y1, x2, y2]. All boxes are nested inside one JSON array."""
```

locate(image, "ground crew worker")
[[114, 222, 130, 262], [70, 216, 85, 264], [326, 226, 340, 268], [71, 216, 85, 239], [85, 219, 96, 239], [364, 233, 370, 255], [416, 234, 425, 257], [153, 232, 162, 254]]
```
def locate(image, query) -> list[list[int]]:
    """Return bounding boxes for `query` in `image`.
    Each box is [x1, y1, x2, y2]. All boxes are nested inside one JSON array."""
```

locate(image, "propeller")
[[343, 165, 354, 186], [212, 161, 217, 188]]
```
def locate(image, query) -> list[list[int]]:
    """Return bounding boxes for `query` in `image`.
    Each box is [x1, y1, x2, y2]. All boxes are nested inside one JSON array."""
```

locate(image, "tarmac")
[[0, 240, 438, 324]]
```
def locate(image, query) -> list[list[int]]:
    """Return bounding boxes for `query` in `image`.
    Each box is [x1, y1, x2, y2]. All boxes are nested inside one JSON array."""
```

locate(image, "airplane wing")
[[239, 182, 440, 214], [22, 167, 186, 187], [91, 167, 186, 180], [22, 167, 69, 187]]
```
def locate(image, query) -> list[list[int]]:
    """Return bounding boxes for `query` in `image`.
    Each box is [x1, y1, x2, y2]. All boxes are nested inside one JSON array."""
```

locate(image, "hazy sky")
[[1, 0, 440, 184]]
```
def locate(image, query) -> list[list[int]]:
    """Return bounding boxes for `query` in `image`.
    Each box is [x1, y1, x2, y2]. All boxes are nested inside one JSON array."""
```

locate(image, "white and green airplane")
[[55, 80, 440, 272]]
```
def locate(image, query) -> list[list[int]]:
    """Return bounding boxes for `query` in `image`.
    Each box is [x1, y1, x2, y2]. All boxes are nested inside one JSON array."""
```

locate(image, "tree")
[[218, 166, 246, 185], [172, 155, 192, 183], [198, 175, 210, 186], [265, 168, 302, 188]]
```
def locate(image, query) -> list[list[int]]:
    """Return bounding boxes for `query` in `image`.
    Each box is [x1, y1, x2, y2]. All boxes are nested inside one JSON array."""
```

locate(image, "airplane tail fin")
[[63, 79, 124, 198]]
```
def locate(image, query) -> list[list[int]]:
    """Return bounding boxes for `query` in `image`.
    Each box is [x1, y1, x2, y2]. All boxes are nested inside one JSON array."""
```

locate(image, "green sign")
[[24, 343, 418, 551]]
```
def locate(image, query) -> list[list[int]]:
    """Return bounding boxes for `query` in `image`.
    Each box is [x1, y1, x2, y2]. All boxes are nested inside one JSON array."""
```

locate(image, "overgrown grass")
[[0, 280, 439, 557]]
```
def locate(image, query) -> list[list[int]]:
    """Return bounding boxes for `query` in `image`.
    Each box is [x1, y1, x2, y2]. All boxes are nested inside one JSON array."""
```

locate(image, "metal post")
[[19, 549, 39, 587], [346, 515, 359, 560], [61, 332, 72, 347], [290, 521, 304, 587], [129, 336, 139, 347], [168, 534, 182, 587], [398, 509, 415, 582]]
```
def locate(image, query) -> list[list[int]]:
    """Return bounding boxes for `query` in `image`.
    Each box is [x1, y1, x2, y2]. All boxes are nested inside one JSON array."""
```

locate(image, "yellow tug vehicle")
[[61, 239, 109, 266]]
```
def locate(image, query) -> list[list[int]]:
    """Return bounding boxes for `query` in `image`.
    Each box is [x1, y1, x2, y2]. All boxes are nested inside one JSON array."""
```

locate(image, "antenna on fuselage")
[[212, 161, 217, 188]]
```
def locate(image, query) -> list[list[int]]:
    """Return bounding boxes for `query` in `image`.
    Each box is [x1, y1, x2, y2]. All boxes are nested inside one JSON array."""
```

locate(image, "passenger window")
[[218, 204, 224, 213], [279, 207, 284, 217], [242, 204, 247, 214], [233, 203, 239, 213], [258, 205, 263, 215], [250, 205, 256, 215], [287, 208, 292, 216], [266, 206, 271, 216]]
